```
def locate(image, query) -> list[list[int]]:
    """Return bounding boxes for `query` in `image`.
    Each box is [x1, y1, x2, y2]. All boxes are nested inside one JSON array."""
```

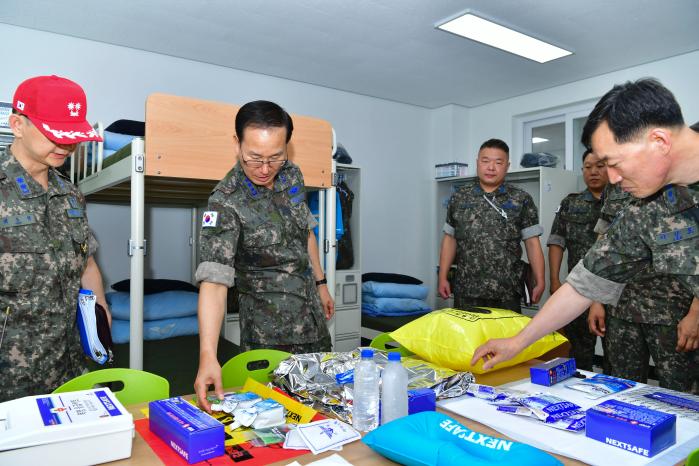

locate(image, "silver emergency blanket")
[[272, 349, 475, 422]]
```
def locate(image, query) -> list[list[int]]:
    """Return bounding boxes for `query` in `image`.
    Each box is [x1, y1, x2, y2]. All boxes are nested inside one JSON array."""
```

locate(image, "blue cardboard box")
[[585, 399, 676, 458], [530, 357, 576, 386], [149, 397, 225, 464], [408, 388, 436, 414]]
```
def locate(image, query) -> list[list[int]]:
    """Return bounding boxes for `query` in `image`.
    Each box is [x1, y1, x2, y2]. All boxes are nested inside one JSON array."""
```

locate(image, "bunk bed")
[[70, 93, 338, 369]]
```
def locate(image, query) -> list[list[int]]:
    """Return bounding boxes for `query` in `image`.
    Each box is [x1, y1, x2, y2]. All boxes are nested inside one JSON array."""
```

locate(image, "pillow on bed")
[[362, 296, 431, 312], [362, 272, 423, 285], [362, 281, 429, 300], [103, 130, 136, 152], [111, 316, 199, 344], [105, 119, 145, 136], [111, 278, 199, 294], [106, 290, 199, 321]]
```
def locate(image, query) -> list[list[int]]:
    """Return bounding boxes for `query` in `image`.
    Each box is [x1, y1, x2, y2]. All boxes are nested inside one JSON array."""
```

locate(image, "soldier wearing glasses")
[[194, 101, 333, 411]]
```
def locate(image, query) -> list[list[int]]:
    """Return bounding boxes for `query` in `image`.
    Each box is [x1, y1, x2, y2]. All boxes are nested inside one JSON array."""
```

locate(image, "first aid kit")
[[0, 388, 133, 466]]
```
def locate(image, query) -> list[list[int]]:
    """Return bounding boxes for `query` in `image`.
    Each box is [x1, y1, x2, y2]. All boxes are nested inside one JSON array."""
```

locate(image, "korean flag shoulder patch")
[[202, 211, 218, 228]]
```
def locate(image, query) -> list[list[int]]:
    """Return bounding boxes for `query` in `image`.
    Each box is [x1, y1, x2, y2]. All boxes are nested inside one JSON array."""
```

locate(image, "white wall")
[[466, 50, 699, 169], [1, 23, 432, 287]]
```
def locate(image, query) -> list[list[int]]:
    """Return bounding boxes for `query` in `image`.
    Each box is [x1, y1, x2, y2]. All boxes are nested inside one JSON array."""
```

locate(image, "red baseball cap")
[[12, 75, 103, 144]]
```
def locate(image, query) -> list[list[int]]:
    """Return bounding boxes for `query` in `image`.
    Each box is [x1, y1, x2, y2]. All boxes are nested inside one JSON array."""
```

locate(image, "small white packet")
[[295, 419, 360, 455], [230, 398, 285, 429], [211, 391, 262, 413]]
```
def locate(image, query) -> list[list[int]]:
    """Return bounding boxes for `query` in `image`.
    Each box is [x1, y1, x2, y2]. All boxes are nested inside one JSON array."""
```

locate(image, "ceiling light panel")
[[437, 13, 572, 63]]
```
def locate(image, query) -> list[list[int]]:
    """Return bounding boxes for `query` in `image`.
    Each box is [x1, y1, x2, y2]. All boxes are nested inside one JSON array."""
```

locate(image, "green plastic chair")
[[370, 332, 414, 357], [221, 349, 291, 389], [687, 448, 699, 466], [53, 368, 169, 405]]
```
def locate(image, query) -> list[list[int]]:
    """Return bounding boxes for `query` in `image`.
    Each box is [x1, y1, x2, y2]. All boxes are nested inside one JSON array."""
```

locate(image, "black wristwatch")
[[315, 277, 327, 286]]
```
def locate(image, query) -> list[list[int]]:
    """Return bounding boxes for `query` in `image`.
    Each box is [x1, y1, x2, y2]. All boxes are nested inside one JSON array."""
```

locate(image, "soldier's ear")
[[8, 113, 25, 138]]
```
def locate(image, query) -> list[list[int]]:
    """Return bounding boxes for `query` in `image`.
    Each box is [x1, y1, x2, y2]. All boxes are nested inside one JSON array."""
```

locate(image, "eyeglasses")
[[240, 155, 287, 169]]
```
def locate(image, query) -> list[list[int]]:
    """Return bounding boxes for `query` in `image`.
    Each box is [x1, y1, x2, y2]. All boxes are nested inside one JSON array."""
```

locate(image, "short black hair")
[[235, 100, 293, 143], [582, 148, 593, 163], [690, 120, 699, 132], [479, 138, 509, 156], [581, 78, 684, 148]]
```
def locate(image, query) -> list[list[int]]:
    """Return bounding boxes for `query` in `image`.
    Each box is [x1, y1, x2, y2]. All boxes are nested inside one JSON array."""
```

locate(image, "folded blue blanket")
[[362, 281, 429, 300], [362, 303, 431, 317], [106, 290, 199, 321], [363, 295, 431, 310], [111, 316, 199, 344]]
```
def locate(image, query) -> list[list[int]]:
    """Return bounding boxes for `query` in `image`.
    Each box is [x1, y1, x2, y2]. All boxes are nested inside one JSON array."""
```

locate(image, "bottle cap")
[[388, 351, 401, 361], [360, 348, 374, 359]]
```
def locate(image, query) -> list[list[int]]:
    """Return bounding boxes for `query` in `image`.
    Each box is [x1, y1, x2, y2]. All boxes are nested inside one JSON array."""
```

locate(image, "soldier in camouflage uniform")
[[194, 101, 333, 412], [472, 79, 699, 383], [1, 76, 108, 402], [438, 139, 545, 313], [547, 149, 607, 370], [588, 183, 698, 392]]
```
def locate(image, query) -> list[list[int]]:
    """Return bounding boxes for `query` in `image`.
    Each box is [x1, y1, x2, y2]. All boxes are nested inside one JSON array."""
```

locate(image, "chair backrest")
[[370, 332, 414, 357], [53, 368, 169, 405], [687, 447, 699, 466], [221, 349, 291, 389]]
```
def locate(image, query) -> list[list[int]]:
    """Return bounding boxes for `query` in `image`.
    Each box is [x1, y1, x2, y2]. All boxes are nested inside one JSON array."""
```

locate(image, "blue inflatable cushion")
[[363, 411, 562, 466]]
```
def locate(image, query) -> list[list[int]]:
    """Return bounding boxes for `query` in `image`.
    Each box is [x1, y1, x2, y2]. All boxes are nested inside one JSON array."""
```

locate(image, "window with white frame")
[[513, 100, 597, 172]]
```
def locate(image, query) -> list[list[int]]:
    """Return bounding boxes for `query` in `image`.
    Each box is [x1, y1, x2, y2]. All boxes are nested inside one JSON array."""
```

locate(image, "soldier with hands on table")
[[194, 101, 334, 412]]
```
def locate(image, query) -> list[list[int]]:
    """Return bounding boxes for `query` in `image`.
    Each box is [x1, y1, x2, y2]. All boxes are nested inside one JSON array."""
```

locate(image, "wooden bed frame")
[[70, 93, 338, 369]]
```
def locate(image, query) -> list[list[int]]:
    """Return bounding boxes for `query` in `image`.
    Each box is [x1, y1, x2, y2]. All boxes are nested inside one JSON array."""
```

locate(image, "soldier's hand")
[[531, 282, 545, 304], [588, 303, 606, 337], [438, 279, 451, 299], [318, 285, 335, 319], [676, 313, 699, 352], [471, 337, 524, 371], [194, 354, 224, 413]]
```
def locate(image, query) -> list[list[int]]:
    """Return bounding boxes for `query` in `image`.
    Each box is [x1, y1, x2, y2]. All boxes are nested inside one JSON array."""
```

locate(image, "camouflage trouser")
[[241, 334, 332, 354], [561, 308, 598, 372], [454, 296, 521, 313], [605, 316, 699, 394]]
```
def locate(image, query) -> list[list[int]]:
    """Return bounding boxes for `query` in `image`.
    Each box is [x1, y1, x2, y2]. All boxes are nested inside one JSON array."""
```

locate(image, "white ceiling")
[[3, 1, 699, 108]]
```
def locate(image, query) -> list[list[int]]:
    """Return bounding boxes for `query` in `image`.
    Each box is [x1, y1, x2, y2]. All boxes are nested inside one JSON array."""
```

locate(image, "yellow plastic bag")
[[390, 307, 567, 374]]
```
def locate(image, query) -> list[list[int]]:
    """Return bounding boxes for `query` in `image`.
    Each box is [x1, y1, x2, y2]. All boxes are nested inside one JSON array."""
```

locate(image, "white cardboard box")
[[0, 387, 134, 466]]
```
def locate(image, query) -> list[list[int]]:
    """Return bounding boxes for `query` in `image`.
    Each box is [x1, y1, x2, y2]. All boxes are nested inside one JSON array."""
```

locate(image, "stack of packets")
[[465, 383, 586, 432], [565, 374, 637, 399], [283, 419, 361, 454], [202, 378, 320, 450]]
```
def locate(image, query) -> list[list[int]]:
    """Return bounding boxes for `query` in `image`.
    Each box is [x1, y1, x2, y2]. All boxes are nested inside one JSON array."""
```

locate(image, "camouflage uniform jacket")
[[443, 181, 542, 302], [568, 182, 699, 307], [547, 188, 602, 274], [195, 162, 329, 346], [0, 150, 97, 401], [590, 183, 693, 325]]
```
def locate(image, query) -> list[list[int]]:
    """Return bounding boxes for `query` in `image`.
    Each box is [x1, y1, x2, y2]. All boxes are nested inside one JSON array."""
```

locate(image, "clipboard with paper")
[[76, 288, 114, 365]]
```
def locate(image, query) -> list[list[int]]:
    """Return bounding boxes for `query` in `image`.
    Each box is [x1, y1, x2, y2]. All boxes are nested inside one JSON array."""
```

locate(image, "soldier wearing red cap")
[[0, 75, 109, 401]]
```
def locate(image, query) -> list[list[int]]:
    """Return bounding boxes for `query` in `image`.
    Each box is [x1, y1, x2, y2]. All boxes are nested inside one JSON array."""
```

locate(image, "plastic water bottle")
[[381, 351, 409, 425], [352, 348, 380, 432]]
